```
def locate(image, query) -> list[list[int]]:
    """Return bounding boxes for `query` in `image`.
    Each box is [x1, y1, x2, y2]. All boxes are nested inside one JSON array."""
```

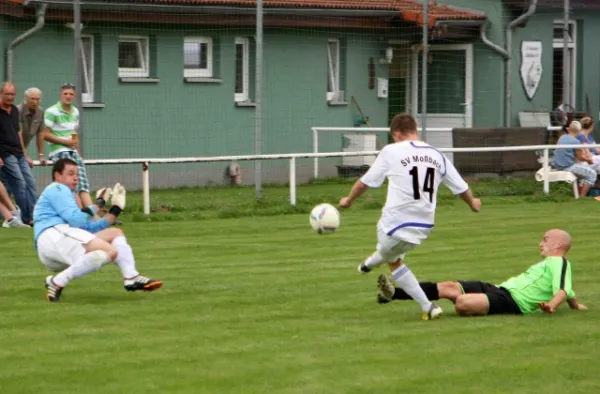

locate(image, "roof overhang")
[[6, 0, 486, 29]]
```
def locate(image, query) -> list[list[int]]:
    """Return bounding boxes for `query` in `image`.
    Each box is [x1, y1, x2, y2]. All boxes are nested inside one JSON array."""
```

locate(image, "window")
[[81, 35, 94, 102], [327, 39, 344, 102], [235, 37, 250, 102], [553, 22, 574, 43], [552, 21, 576, 108], [184, 37, 212, 78], [118, 36, 149, 78]]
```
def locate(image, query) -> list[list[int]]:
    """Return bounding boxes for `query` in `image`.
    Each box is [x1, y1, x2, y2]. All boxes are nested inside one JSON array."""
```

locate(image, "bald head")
[[540, 229, 572, 257], [1, 81, 15, 93], [0, 81, 16, 107]]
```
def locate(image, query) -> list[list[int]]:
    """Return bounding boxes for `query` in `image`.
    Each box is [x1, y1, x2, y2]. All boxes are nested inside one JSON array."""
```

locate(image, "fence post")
[[142, 161, 150, 215], [312, 127, 319, 179], [543, 148, 550, 194], [289, 156, 296, 206]]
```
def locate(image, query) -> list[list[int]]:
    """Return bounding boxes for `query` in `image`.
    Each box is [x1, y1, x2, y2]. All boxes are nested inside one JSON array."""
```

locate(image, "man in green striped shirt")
[[42, 83, 93, 208], [377, 229, 587, 315]]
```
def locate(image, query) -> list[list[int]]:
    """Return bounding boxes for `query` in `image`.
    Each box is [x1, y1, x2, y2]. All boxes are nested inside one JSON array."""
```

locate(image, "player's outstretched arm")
[[83, 184, 126, 232], [539, 290, 568, 313], [442, 159, 481, 212], [340, 149, 389, 209], [47, 185, 95, 228], [339, 180, 368, 209], [541, 258, 579, 313], [458, 189, 481, 213], [567, 296, 587, 310]]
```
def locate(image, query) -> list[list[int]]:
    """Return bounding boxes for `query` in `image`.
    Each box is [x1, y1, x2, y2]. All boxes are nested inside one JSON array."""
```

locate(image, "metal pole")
[[562, 0, 570, 108], [289, 157, 296, 206], [542, 148, 549, 194], [312, 127, 319, 179], [142, 162, 150, 215], [421, 0, 429, 142], [74, 0, 84, 156], [254, 0, 263, 199]]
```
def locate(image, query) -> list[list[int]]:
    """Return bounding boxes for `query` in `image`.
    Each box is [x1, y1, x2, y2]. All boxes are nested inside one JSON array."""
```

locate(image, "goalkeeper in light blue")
[[33, 158, 163, 302]]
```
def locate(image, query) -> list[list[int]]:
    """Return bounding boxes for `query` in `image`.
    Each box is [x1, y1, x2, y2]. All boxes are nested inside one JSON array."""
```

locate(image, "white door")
[[410, 44, 473, 129]]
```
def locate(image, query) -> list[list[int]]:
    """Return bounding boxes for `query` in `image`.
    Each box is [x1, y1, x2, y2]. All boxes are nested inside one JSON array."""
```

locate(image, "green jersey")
[[43, 101, 79, 157], [499, 256, 575, 315]]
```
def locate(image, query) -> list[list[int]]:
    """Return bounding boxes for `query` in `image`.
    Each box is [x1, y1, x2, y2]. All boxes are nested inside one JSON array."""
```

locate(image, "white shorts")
[[376, 228, 417, 262], [37, 224, 96, 272]]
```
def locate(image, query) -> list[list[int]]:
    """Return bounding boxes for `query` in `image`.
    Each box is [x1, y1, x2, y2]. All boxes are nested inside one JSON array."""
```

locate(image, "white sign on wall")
[[520, 41, 543, 100]]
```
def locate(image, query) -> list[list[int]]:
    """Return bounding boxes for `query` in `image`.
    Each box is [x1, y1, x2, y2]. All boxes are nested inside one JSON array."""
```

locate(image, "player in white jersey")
[[339, 113, 481, 320]]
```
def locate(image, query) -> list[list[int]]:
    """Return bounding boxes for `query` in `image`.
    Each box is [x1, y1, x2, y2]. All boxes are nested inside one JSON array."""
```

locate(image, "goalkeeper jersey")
[[33, 182, 109, 247], [499, 256, 575, 314]]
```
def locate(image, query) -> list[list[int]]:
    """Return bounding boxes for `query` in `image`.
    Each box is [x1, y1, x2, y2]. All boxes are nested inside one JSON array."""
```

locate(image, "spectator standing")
[[0, 81, 36, 225], [42, 83, 93, 208], [17, 87, 46, 164]]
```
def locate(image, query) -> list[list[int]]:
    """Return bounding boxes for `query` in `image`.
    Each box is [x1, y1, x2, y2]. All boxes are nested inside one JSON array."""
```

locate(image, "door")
[[410, 44, 473, 129]]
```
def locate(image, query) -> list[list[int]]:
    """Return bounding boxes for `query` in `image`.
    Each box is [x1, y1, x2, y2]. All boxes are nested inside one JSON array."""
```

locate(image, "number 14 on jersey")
[[409, 166, 435, 203]]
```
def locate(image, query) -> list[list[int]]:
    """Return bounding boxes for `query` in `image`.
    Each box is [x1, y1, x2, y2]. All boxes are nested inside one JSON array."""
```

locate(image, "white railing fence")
[[34, 141, 597, 216], [311, 126, 564, 179]]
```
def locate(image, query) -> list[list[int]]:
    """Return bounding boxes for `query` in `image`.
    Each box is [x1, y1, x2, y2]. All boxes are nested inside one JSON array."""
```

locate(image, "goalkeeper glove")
[[95, 187, 112, 209], [108, 183, 126, 216]]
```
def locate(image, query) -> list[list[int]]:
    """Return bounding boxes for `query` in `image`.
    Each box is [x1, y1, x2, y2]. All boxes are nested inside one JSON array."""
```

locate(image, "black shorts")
[[458, 281, 522, 315]]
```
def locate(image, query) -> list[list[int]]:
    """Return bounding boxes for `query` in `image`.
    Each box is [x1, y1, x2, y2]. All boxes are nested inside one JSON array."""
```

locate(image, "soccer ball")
[[309, 203, 340, 234]]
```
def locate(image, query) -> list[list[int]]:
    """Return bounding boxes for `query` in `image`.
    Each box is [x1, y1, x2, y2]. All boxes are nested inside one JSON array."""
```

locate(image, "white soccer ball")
[[309, 203, 340, 234]]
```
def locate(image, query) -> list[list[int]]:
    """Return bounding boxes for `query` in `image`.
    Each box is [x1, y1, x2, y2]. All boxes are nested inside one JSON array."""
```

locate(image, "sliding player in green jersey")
[[376, 229, 587, 315]]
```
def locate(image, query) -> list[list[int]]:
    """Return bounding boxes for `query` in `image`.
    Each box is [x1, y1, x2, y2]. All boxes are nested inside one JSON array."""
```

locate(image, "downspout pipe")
[[505, 0, 538, 127], [480, 20, 509, 127], [6, 3, 47, 81], [480, 20, 509, 59]]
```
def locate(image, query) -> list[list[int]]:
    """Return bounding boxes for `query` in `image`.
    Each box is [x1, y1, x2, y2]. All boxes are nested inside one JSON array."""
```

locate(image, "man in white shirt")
[[339, 113, 481, 320]]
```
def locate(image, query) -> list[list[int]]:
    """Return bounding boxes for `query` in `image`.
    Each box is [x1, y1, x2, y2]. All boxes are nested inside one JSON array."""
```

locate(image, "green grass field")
[[1, 182, 599, 394]]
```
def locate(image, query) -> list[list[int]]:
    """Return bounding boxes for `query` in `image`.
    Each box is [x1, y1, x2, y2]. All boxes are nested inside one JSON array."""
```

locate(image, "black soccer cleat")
[[45, 276, 63, 302], [357, 263, 372, 274], [124, 275, 163, 292]]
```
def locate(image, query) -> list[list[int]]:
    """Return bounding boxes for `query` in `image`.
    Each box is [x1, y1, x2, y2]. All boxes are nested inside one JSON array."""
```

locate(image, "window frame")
[[327, 38, 341, 102], [80, 35, 94, 103], [234, 37, 250, 102], [553, 21, 575, 46], [118, 35, 150, 78], [552, 20, 577, 107], [183, 37, 213, 78]]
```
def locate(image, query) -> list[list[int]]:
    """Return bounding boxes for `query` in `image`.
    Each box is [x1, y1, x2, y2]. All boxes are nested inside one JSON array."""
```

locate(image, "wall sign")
[[520, 41, 543, 100]]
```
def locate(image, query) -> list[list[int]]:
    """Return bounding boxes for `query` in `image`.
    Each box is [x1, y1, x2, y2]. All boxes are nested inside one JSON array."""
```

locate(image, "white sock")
[[53, 250, 111, 287], [391, 264, 432, 312], [112, 236, 139, 279], [364, 252, 387, 269]]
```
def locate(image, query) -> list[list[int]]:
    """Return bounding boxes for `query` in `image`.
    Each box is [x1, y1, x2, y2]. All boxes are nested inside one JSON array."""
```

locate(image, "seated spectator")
[[576, 117, 600, 171], [553, 120, 597, 197], [577, 117, 597, 152], [0, 181, 28, 227]]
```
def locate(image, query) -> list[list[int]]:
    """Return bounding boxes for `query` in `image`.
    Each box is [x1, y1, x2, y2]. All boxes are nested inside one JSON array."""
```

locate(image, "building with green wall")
[[0, 0, 597, 190]]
